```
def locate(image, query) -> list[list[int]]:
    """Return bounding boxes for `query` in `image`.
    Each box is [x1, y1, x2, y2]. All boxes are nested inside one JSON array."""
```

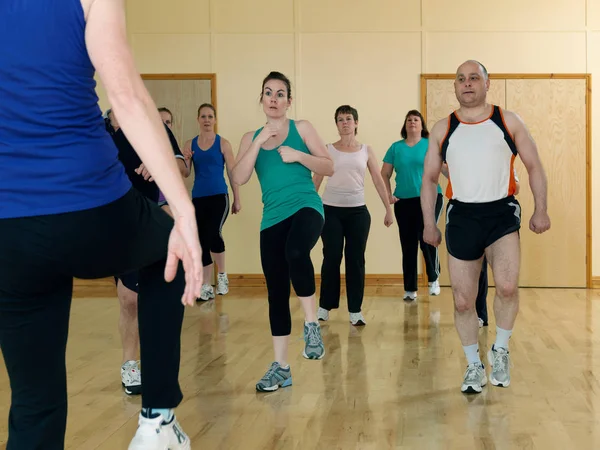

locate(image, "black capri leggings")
[[193, 193, 229, 267], [0, 188, 185, 450], [260, 207, 324, 336]]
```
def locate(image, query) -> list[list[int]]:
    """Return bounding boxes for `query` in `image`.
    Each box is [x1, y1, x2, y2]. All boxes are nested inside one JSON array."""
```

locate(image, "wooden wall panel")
[[505, 79, 587, 287]]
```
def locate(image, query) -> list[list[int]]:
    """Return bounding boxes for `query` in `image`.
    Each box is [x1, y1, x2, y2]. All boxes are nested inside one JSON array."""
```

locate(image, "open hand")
[[165, 213, 203, 306]]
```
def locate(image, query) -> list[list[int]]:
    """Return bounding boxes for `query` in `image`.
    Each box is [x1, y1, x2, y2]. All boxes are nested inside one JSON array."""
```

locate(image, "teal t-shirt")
[[253, 120, 324, 231], [383, 138, 442, 199]]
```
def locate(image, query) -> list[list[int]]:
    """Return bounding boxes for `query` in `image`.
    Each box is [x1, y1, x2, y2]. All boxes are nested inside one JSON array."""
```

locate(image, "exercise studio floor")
[[0, 285, 599, 449]]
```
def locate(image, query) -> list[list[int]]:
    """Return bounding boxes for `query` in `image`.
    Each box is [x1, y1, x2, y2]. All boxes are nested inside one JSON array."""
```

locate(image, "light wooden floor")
[[1, 285, 600, 449]]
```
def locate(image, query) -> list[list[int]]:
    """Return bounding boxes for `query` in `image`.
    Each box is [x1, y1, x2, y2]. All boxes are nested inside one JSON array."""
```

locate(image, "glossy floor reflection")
[[1, 286, 600, 449]]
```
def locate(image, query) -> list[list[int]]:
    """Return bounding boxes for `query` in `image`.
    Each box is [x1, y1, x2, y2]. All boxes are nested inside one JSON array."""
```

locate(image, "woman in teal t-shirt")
[[381, 110, 443, 301], [232, 71, 334, 393]]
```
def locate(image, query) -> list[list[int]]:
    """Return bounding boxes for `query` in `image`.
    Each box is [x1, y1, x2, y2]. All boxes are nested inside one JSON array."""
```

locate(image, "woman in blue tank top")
[[0, 1, 201, 448], [182, 103, 241, 301], [232, 71, 334, 393]]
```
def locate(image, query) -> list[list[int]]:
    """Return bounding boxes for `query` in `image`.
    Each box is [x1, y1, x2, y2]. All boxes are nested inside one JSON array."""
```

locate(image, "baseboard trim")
[[591, 276, 600, 289], [228, 273, 411, 287], [73, 273, 419, 292]]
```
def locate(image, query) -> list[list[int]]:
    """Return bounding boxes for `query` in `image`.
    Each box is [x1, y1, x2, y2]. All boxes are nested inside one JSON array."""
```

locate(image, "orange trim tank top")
[[440, 105, 518, 203]]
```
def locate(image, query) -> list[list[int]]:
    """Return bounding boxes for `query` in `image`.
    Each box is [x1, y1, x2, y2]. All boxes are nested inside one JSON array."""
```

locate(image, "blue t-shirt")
[[0, 0, 131, 219], [383, 138, 441, 199]]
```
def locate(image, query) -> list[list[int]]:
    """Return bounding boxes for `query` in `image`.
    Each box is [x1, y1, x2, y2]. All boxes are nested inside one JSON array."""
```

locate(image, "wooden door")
[[422, 76, 588, 288], [143, 79, 213, 193]]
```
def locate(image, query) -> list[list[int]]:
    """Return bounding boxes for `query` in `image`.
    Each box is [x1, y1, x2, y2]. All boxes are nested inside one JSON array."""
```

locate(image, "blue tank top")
[[191, 135, 228, 198], [0, 0, 131, 219]]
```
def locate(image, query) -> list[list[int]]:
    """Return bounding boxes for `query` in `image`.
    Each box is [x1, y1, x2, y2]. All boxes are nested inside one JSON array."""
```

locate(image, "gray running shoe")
[[488, 346, 511, 387], [256, 362, 292, 392], [303, 322, 325, 360], [461, 362, 487, 394]]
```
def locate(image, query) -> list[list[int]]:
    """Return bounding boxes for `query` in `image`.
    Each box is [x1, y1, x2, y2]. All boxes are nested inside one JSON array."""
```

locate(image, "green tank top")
[[253, 119, 324, 231]]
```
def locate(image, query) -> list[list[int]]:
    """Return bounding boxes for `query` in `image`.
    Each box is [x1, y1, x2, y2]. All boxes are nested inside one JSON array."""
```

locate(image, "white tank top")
[[441, 105, 519, 203], [322, 143, 369, 207]]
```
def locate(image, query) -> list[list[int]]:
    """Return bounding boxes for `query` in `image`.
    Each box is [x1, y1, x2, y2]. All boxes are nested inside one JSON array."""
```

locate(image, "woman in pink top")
[[313, 105, 393, 326]]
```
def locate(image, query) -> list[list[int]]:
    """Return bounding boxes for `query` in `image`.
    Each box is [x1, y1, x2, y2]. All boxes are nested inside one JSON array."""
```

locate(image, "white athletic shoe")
[[199, 284, 215, 301], [461, 362, 487, 394], [478, 317, 484, 328], [488, 346, 511, 387], [121, 360, 142, 395], [403, 291, 417, 301], [317, 307, 329, 321], [216, 272, 229, 295], [349, 312, 366, 326], [128, 412, 190, 450], [428, 280, 441, 296]]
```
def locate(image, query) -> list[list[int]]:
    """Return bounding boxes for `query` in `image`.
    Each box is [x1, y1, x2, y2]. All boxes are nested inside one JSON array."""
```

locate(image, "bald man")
[[421, 60, 550, 394]]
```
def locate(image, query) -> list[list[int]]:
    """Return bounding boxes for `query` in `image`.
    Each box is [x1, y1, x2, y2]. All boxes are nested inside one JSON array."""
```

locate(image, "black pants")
[[394, 194, 443, 292], [193, 194, 229, 267], [0, 188, 185, 450], [260, 208, 324, 336], [477, 257, 489, 324], [319, 205, 371, 313]]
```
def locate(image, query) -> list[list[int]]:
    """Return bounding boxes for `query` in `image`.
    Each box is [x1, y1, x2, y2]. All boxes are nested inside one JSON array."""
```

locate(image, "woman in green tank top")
[[232, 71, 334, 393]]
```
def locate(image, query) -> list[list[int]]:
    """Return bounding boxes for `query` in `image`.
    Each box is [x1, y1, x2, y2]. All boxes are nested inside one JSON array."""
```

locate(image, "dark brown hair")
[[401, 110, 429, 139], [335, 105, 359, 135], [197, 103, 216, 118], [260, 71, 292, 102]]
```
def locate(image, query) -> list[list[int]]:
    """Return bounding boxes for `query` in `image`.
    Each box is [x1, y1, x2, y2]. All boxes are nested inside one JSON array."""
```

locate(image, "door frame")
[[419, 73, 592, 288], [141, 73, 218, 132]]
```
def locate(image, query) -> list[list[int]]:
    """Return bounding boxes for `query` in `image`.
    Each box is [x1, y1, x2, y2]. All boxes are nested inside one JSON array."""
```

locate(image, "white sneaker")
[[488, 346, 511, 387], [403, 291, 417, 301], [460, 362, 487, 394], [478, 317, 484, 328], [128, 412, 190, 450], [317, 307, 329, 321], [349, 312, 366, 326], [428, 280, 441, 296], [121, 360, 142, 395], [216, 272, 229, 295], [199, 283, 215, 301]]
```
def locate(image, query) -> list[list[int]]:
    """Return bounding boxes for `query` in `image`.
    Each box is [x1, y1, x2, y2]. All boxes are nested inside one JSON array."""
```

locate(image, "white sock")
[[494, 327, 512, 351], [463, 344, 481, 365]]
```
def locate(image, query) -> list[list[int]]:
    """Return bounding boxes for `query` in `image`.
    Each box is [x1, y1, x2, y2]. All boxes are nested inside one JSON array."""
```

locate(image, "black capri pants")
[[0, 188, 186, 450], [193, 193, 229, 267], [259, 207, 324, 336]]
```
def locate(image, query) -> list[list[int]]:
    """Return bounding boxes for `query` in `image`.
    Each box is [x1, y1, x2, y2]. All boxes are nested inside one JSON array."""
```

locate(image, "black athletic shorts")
[[114, 271, 139, 293], [445, 195, 521, 261]]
